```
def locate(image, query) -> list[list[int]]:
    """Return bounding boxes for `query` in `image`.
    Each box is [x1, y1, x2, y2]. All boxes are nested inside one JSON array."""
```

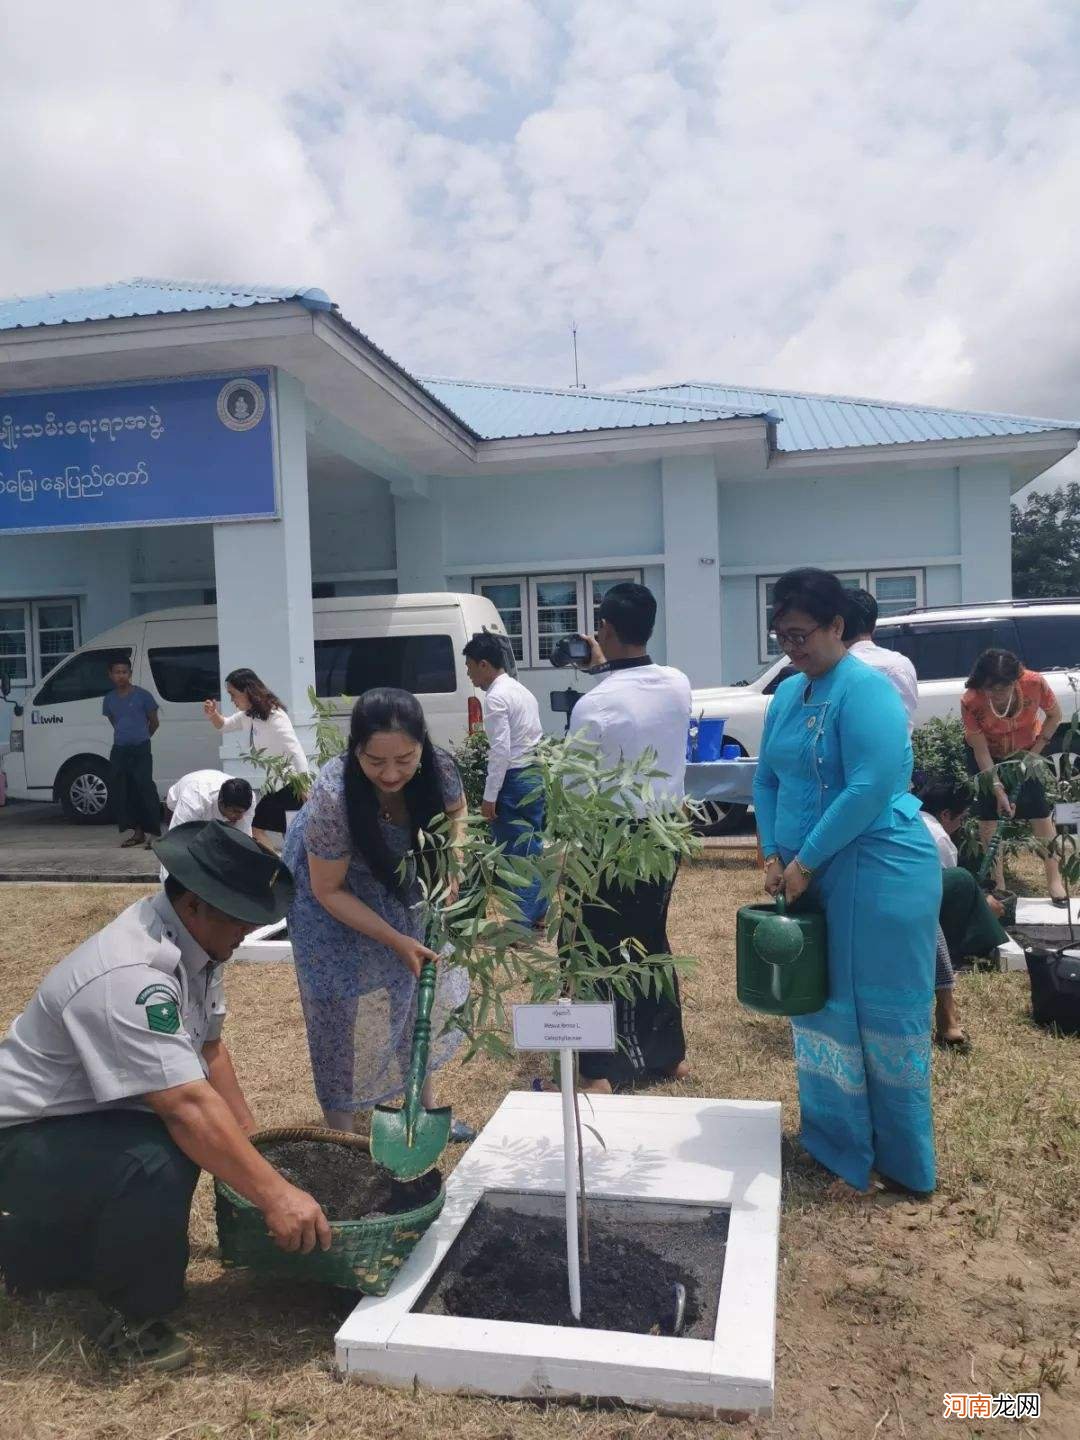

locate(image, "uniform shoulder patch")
[[136, 983, 181, 1036]]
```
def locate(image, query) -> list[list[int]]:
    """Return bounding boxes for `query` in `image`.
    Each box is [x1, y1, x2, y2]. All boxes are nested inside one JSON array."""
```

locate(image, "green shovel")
[[370, 959, 452, 1181]]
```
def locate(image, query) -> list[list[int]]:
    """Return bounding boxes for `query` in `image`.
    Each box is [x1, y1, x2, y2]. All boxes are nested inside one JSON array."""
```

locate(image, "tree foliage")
[[1012, 483, 1080, 599]]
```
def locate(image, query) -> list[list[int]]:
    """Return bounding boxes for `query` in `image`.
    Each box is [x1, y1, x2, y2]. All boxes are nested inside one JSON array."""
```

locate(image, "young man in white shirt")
[[567, 582, 693, 1093], [160, 771, 256, 882], [843, 589, 919, 732], [463, 633, 547, 927]]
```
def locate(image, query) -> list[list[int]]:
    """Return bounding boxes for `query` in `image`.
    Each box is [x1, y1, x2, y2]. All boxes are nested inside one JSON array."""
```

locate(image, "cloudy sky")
[[4, 0, 1080, 486]]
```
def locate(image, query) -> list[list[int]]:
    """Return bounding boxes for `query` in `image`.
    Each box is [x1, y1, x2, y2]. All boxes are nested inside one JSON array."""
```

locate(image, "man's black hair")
[[596, 582, 656, 646], [163, 874, 188, 905], [219, 777, 254, 811], [842, 588, 878, 643], [462, 633, 507, 669], [917, 775, 972, 818]]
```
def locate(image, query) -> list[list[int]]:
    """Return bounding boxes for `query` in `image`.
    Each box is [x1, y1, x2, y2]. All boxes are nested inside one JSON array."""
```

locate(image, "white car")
[[692, 600, 1080, 829]]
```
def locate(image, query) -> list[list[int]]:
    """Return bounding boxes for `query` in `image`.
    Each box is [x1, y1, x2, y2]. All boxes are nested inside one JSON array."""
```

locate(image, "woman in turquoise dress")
[[752, 568, 941, 1196]]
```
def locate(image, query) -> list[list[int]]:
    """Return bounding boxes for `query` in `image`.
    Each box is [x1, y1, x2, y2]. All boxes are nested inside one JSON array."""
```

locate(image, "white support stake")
[[559, 1046, 582, 1321]]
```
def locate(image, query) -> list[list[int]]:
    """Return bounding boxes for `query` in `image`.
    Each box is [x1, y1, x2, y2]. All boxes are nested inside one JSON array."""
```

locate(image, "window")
[[1016, 615, 1080, 673], [148, 645, 221, 704], [314, 635, 456, 697], [0, 605, 29, 683], [313, 580, 399, 599], [531, 575, 582, 664], [0, 598, 80, 685], [757, 569, 924, 661], [476, 579, 525, 662], [474, 570, 642, 667], [885, 619, 1020, 683], [34, 648, 130, 707]]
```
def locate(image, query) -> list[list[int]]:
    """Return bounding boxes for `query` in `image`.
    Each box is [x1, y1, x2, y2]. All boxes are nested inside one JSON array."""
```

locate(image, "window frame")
[[474, 569, 644, 668], [473, 575, 528, 665], [0, 601, 31, 685], [758, 568, 925, 662], [0, 597, 81, 686]]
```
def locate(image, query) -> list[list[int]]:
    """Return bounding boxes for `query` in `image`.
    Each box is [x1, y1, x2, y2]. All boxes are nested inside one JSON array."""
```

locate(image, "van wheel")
[[57, 759, 114, 824]]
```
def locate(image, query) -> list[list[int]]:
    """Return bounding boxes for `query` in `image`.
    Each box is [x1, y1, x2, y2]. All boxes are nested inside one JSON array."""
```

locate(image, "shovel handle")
[[404, 960, 438, 1142]]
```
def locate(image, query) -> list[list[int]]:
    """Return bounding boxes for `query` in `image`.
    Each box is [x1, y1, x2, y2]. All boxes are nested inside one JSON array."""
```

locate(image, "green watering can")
[[736, 894, 828, 1016]]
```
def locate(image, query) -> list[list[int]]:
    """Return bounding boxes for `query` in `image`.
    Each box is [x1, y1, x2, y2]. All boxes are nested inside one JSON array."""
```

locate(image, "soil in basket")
[[421, 1200, 728, 1337], [258, 1140, 440, 1222]]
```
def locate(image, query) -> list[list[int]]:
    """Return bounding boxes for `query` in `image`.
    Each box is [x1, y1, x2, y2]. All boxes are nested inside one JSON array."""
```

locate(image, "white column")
[[393, 479, 446, 593], [661, 454, 722, 684], [212, 369, 316, 775], [958, 464, 1012, 602]]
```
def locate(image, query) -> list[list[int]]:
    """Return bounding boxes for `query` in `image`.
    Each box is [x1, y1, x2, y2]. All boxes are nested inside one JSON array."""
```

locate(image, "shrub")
[[911, 716, 971, 794], [451, 729, 490, 812]]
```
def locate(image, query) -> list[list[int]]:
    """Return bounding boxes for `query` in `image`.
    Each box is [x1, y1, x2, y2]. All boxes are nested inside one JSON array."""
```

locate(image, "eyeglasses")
[[770, 624, 822, 653]]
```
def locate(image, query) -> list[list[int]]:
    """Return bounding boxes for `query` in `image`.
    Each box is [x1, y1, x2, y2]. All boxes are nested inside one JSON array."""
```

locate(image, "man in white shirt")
[[463, 634, 547, 926], [160, 771, 255, 882], [567, 582, 693, 1093], [843, 589, 919, 732]]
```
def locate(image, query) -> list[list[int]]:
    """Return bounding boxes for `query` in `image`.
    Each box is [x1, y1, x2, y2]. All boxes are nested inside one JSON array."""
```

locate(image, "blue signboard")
[[0, 370, 278, 535]]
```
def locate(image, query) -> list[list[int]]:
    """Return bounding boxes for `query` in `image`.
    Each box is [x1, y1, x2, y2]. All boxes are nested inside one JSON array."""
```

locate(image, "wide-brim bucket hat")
[[152, 820, 294, 925]]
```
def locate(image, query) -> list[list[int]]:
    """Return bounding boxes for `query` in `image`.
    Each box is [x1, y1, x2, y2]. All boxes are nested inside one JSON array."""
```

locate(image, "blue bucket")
[[688, 717, 726, 763], [720, 742, 741, 760]]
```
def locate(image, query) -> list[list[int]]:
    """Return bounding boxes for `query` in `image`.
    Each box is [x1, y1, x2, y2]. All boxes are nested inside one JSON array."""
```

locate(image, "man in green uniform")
[[0, 822, 331, 1371]]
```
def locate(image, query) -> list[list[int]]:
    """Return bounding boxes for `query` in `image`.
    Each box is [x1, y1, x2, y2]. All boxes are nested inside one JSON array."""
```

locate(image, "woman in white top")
[[204, 667, 309, 845]]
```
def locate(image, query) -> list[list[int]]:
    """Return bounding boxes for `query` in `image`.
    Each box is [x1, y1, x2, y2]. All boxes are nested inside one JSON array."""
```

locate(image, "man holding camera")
[[566, 582, 693, 1093]]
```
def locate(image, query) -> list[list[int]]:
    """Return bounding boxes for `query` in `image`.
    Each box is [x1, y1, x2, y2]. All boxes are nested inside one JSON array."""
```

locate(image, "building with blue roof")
[[1, 277, 1077, 779]]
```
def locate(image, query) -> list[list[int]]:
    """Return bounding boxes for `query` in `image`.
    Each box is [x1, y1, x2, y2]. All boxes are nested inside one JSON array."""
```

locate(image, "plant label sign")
[[512, 1002, 616, 1052], [1054, 802, 1080, 827]]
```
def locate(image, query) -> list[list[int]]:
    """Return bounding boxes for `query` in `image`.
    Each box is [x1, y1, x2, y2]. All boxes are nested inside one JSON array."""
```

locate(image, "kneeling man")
[[0, 822, 330, 1371]]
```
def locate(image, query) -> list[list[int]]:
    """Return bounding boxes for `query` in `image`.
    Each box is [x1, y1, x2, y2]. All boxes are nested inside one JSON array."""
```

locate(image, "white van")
[[3, 592, 510, 821]]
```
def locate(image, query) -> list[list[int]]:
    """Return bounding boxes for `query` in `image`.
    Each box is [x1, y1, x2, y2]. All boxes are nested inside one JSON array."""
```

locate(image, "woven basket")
[[215, 1125, 445, 1295]]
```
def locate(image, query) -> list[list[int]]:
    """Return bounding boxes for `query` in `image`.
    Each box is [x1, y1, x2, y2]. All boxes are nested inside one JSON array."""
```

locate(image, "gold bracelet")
[[794, 858, 814, 880]]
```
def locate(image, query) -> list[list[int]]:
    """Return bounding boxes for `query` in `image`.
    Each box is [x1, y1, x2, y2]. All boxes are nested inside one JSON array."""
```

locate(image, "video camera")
[[548, 633, 593, 669]]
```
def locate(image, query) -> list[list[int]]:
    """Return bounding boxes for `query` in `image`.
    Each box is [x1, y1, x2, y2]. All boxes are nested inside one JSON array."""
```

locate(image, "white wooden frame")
[[585, 569, 643, 633], [473, 575, 528, 666], [0, 597, 80, 686], [529, 574, 584, 668]]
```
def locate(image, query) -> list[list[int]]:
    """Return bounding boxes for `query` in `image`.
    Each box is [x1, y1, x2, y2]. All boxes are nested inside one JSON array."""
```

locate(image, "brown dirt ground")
[[1, 857, 1079, 1440]]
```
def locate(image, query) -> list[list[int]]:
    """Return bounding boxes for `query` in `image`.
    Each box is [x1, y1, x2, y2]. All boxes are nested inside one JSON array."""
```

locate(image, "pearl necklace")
[[987, 685, 1017, 721]]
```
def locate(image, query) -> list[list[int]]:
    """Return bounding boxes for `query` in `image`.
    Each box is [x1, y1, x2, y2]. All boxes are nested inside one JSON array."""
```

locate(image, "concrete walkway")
[[0, 800, 158, 882]]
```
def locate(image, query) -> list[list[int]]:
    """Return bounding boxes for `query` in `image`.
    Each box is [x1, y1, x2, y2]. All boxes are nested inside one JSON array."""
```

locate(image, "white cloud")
[[3, 0, 1080, 485]]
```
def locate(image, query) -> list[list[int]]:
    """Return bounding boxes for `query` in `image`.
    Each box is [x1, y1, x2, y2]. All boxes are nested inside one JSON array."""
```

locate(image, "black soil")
[[258, 1140, 440, 1222], [1012, 926, 1080, 952], [419, 1199, 728, 1337]]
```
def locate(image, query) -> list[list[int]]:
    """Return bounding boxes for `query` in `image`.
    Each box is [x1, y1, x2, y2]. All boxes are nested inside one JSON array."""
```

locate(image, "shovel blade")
[[370, 1103, 452, 1180]]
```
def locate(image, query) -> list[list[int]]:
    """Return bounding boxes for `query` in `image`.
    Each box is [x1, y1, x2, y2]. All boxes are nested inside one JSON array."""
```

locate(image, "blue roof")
[[419, 377, 767, 439], [622, 381, 1078, 452], [0, 277, 334, 331], [0, 278, 1074, 452]]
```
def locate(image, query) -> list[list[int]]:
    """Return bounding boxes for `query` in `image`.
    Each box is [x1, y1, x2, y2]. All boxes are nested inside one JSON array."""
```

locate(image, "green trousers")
[[0, 1109, 198, 1320], [940, 866, 1009, 963]]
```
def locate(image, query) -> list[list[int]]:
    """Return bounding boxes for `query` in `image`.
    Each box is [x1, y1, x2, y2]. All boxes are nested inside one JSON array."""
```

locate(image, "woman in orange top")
[[961, 648, 1064, 902]]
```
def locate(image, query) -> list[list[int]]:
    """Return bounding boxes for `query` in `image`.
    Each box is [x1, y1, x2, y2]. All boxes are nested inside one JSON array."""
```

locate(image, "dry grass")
[[1, 861, 1080, 1439]]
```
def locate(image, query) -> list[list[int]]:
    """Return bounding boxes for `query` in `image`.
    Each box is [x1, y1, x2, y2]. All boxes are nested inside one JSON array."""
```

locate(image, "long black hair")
[[224, 667, 284, 722], [966, 648, 1022, 692], [342, 688, 447, 896]]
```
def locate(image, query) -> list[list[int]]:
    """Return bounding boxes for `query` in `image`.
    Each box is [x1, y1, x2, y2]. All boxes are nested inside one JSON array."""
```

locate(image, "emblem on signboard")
[[217, 379, 266, 432]]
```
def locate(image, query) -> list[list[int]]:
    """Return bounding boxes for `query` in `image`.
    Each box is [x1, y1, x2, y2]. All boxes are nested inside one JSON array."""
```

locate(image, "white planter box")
[[336, 1092, 781, 1419], [233, 920, 293, 964]]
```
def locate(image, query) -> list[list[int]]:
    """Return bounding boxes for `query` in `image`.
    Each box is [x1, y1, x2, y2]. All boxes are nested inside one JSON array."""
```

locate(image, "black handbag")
[[1025, 946, 1080, 1035]]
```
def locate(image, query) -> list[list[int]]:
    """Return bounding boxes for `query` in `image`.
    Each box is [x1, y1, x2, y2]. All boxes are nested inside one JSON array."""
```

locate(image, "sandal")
[[1050, 895, 1069, 909], [935, 1031, 972, 1054], [119, 834, 144, 849], [87, 1310, 193, 1372]]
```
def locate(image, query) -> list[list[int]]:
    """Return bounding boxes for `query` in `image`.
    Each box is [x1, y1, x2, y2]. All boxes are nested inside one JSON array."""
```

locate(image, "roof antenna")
[[571, 319, 584, 389]]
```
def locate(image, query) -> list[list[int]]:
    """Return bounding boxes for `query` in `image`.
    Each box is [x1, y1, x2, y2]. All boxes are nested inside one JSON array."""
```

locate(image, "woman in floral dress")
[[283, 688, 472, 1138]]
